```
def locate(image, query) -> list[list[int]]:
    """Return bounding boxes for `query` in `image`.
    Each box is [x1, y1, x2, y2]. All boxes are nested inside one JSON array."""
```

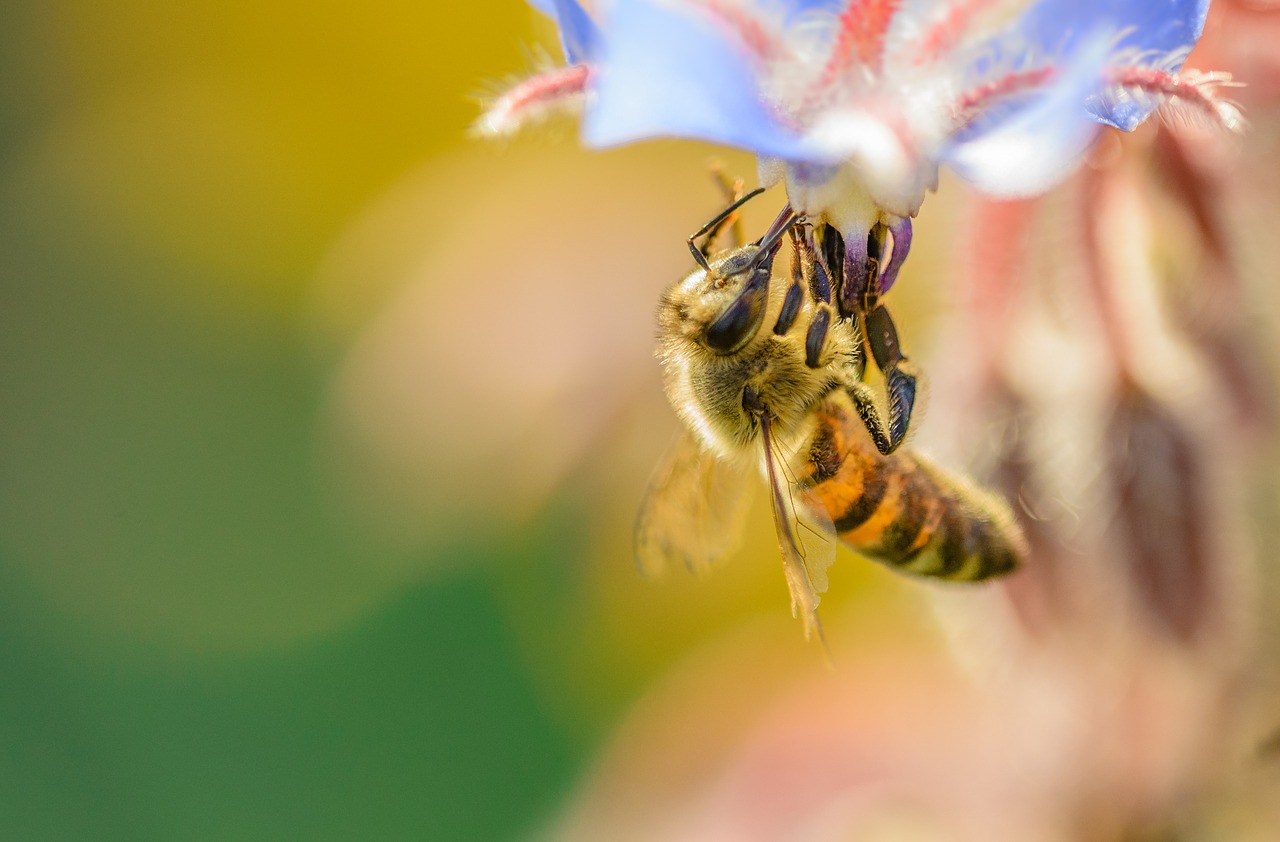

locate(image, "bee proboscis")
[[636, 190, 1025, 640]]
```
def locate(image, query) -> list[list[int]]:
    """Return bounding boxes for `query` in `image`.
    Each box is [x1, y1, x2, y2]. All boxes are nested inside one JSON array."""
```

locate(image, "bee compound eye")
[[704, 266, 769, 354], [717, 249, 757, 276]]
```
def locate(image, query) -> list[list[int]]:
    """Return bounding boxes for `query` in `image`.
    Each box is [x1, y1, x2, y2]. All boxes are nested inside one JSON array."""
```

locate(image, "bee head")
[[701, 246, 776, 354], [657, 242, 784, 359], [662, 202, 797, 358]]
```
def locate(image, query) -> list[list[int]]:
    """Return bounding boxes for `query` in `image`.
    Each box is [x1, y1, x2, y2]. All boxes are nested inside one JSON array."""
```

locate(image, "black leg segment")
[[774, 281, 804, 336], [805, 306, 831, 369], [862, 304, 918, 454]]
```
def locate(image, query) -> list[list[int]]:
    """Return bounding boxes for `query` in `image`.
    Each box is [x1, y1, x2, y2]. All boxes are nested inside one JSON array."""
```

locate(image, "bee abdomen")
[[801, 402, 1023, 582], [890, 480, 1020, 581]]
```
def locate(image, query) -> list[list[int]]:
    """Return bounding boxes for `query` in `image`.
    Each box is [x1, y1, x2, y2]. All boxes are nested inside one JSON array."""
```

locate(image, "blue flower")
[[480, 0, 1229, 291]]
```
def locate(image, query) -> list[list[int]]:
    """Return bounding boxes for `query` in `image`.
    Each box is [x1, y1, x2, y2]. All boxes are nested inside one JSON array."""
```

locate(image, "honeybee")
[[636, 191, 1025, 640]]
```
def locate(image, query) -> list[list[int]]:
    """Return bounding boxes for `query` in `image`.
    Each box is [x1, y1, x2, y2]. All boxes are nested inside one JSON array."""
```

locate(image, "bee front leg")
[[773, 254, 804, 337]]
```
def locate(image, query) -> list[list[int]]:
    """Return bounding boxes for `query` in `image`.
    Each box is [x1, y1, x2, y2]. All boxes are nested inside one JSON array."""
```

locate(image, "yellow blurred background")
[[16, 1, 1275, 838], [0, 2, 956, 838]]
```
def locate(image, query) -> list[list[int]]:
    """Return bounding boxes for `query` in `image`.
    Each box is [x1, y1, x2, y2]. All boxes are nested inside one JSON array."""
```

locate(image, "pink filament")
[[693, 0, 790, 61], [815, 0, 902, 88], [954, 66, 1055, 125], [1107, 66, 1230, 119], [485, 64, 591, 132], [912, 0, 1001, 65]]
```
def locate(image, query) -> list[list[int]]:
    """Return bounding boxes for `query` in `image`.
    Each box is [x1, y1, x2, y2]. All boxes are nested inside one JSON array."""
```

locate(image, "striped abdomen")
[[797, 396, 1024, 581]]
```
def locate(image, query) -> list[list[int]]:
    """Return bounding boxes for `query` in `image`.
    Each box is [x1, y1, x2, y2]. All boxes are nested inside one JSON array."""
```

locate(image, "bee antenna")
[[688, 186, 767, 269]]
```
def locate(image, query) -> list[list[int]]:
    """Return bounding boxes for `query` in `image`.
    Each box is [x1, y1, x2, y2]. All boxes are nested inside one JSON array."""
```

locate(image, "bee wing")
[[634, 430, 755, 578], [760, 415, 837, 642]]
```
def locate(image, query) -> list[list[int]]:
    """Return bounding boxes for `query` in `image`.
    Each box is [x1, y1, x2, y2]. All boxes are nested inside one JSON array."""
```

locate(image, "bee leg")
[[817, 225, 847, 305], [814, 224, 873, 380], [792, 225, 831, 306], [843, 381, 894, 455], [785, 226, 837, 367], [858, 304, 918, 454], [805, 306, 832, 369], [775, 226, 818, 336], [773, 257, 804, 336]]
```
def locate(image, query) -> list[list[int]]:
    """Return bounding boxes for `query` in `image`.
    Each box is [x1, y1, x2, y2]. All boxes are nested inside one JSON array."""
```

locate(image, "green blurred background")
[[0, 1, 941, 838]]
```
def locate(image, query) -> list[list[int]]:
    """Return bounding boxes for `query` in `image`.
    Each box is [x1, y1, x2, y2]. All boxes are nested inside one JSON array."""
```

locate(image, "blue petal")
[[1016, 0, 1210, 129], [779, 0, 847, 15], [1018, 0, 1208, 58], [554, 0, 603, 63], [526, 0, 602, 64], [581, 0, 812, 159], [942, 33, 1110, 197]]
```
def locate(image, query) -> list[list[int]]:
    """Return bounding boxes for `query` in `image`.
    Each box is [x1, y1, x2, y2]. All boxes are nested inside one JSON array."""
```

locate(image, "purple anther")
[[838, 229, 871, 318], [878, 216, 913, 296]]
